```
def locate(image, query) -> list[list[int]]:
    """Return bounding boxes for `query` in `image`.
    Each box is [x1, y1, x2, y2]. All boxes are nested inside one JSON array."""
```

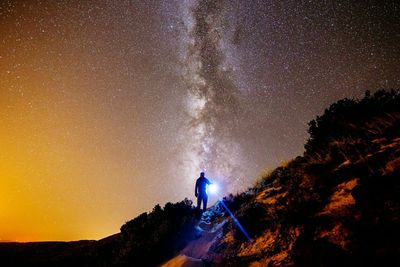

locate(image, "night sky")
[[1, 0, 399, 241]]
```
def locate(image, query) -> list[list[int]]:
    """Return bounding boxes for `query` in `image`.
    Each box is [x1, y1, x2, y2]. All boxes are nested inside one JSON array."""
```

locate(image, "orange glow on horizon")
[[0, 79, 147, 242]]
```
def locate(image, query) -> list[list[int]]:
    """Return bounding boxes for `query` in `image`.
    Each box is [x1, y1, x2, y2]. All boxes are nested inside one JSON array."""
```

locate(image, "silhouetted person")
[[195, 172, 211, 211]]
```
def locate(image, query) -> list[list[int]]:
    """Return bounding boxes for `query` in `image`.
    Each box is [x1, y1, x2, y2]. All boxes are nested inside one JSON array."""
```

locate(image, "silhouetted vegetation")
[[305, 89, 400, 154], [116, 198, 198, 266]]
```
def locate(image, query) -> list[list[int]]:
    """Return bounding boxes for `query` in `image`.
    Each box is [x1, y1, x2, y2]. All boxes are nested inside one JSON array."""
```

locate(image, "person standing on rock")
[[195, 172, 212, 211]]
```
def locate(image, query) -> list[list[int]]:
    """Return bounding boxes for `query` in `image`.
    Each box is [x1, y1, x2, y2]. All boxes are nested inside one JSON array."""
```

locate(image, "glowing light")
[[208, 183, 218, 194]]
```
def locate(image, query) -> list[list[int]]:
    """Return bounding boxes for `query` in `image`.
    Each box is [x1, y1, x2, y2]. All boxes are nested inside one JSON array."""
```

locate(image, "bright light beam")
[[210, 182, 252, 242], [218, 199, 253, 242]]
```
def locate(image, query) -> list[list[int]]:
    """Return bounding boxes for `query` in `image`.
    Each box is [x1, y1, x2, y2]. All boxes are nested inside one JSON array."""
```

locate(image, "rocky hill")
[[142, 89, 400, 266], [1, 89, 399, 266]]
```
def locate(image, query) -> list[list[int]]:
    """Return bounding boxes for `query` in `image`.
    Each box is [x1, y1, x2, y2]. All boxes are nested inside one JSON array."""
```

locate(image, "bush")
[[305, 89, 400, 155], [117, 198, 198, 266]]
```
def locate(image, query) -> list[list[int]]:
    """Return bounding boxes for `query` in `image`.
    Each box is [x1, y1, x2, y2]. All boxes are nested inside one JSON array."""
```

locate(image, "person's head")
[[200, 172, 205, 177]]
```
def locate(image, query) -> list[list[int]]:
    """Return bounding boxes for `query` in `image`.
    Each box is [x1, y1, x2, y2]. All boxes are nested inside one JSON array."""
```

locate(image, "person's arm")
[[195, 180, 198, 197]]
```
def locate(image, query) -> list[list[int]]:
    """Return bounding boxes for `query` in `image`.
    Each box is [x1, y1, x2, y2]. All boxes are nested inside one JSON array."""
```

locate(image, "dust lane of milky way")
[[0, 0, 399, 241]]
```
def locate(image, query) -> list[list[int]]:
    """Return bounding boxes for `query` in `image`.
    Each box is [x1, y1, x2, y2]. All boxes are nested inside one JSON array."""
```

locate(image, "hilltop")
[[1, 89, 399, 266]]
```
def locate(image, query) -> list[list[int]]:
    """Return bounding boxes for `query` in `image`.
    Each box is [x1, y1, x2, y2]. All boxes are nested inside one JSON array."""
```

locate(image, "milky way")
[[179, 0, 245, 195], [0, 0, 399, 241]]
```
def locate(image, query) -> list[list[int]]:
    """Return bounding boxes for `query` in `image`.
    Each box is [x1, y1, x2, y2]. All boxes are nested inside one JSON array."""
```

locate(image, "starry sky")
[[1, 0, 399, 241]]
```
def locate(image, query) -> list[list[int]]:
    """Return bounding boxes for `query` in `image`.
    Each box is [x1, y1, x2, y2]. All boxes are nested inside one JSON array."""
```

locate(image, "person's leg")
[[203, 194, 208, 211], [197, 195, 201, 210]]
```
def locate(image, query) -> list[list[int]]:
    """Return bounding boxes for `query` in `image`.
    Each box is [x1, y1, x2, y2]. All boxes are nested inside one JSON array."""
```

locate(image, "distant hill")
[[1, 89, 399, 267]]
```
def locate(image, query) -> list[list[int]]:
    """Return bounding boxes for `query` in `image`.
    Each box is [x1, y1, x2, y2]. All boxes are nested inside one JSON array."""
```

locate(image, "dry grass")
[[318, 178, 358, 217]]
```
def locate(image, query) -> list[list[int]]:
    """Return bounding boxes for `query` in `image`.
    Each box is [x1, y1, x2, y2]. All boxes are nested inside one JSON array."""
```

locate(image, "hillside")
[[1, 89, 399, 266], [161, 89, 400, 266]]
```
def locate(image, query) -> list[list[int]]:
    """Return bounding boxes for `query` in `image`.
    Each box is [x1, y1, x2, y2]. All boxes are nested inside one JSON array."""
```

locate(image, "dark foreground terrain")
[[2, 90, 400, 267]]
